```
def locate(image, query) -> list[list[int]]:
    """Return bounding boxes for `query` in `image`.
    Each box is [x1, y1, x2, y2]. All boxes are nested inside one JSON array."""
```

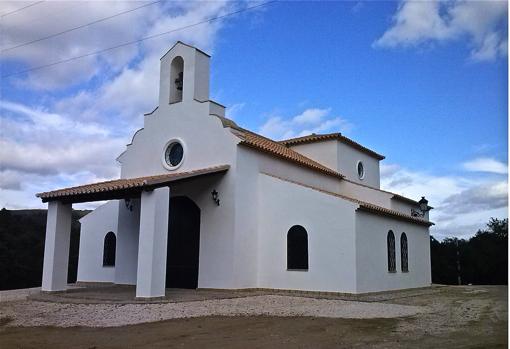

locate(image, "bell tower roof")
[[160, 41, 211, 60]]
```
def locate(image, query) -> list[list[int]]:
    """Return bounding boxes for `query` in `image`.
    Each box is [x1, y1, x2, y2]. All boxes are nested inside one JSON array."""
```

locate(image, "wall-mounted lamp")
[[411, 196, 430, 217], [211, 189, 220, 206], [124, 198, 133, 212]]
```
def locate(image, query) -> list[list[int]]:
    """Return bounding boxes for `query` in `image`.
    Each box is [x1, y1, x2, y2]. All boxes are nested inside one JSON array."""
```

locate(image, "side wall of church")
[[255, 173, 358, 293], [355, 211, 432, 293]]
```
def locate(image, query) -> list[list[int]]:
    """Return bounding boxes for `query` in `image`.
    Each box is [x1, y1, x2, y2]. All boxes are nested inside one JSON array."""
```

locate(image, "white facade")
[[39, 42, 433, 297]]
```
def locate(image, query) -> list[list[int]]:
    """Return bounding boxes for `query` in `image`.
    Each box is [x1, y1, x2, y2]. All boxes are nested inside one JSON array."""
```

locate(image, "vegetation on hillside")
[[0, 208, 88, 291], [431, 218, 508, 285], [0, 209, 507, 290]]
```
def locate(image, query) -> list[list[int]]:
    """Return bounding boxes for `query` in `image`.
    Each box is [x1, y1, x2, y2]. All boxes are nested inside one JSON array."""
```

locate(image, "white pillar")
[[115, 198, 140, 285], [136, 187, 170, 298], [41, 201, 72, 292]]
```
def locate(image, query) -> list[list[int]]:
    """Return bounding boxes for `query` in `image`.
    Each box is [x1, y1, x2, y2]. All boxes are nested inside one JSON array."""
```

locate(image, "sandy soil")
[[0, 285, 507, 348]]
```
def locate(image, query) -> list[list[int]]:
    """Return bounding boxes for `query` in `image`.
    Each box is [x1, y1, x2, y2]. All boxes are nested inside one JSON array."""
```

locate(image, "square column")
[[115, 198, 141, 285], [42, 201, 72, 292], [136, 187, 170, 298]]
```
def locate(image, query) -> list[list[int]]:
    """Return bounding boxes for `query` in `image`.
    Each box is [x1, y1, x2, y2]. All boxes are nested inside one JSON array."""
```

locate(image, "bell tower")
[[159, 41, 210, 106]]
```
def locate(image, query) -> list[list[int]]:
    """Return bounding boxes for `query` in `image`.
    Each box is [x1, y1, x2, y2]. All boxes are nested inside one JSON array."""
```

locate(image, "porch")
[[36, 165, 229, 299]]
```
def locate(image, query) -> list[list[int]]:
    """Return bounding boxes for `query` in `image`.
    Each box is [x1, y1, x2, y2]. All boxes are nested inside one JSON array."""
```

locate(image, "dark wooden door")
[[166, 196, 201, 289]]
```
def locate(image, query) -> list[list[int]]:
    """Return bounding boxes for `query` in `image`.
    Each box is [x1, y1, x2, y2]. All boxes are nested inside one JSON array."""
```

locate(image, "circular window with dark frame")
[[357, 161, 365, 180], [163, 140, 184, 169]]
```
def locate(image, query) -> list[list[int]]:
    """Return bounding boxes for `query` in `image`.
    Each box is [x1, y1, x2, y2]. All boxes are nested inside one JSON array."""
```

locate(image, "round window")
[[164, 141, 184, 168], [357, 161, 365, 179]]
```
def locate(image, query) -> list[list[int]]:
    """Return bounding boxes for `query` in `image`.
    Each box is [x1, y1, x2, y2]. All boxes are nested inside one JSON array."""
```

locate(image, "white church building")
[[37, 42, 433, 299]]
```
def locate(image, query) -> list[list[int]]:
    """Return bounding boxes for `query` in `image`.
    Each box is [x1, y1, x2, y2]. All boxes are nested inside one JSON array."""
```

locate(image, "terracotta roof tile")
[[215, 117, 422, 207], [262, 172, 433, 227], [36, 165, 229, 202], [233, 129, 344, 179], [279, 132, 385, 160]]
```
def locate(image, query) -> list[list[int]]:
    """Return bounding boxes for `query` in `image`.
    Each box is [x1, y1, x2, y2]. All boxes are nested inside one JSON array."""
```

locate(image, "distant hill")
[[0, 208, 90, 291]]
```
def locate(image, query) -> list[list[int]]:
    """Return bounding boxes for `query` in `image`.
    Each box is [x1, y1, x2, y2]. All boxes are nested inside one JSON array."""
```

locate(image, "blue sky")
[[0, 1, 508, 238]]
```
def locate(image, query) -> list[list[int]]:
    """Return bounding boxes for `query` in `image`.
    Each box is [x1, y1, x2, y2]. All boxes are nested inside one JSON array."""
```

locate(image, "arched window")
[[401, 233, 408, 272], [387, 230, 396, 272], [103, 231, 116, 267], [287, 225, 308, 270], [170, 56, 184, 104]]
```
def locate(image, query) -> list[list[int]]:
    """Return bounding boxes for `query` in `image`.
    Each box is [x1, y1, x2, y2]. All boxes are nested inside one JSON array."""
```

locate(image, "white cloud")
[[0, 101, 124, 179], [226, 102, 246, 120], [0, 1, 247, 209], [463, 157, 508, 174], [374, 0, 508, 62], [1, 1, 235, 90], [293, 108, 331, 124], [439, 180, 508, 215], [1, 1, 156, 89], [258, 108, 353, 140], [381, 163, 508, 239]]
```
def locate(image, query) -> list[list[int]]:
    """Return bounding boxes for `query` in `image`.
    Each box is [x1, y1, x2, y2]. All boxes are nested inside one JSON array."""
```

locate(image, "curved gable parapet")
[[119, 101, 238, 178], [116, 127, 145, 164]]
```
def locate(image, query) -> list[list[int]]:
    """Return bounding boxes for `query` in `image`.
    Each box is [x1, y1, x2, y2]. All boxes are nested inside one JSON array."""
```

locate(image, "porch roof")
[[36, 165, 230, 203]]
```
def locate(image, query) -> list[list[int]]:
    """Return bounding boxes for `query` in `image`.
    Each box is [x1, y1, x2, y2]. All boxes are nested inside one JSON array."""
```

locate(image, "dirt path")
[[0, 285, 506, 348]]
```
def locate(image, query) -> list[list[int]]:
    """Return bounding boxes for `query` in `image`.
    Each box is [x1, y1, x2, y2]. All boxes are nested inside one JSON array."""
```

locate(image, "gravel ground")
[[0, 286, 506, 348], [0, 294, 426, 328]]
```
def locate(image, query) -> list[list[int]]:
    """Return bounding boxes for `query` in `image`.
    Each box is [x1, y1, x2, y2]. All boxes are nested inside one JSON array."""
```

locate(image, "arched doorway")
[[166, 196, 201, 289]]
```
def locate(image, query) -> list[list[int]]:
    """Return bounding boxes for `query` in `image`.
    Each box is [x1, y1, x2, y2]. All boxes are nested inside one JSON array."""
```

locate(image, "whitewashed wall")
[[337, 141, 380, 188], [232, 145, 344, 290], [355, 211, 431, 293], [77, 201, 119, 283], [256, 174, 358, 293], [288, 140, 381, 188], [168, 173, 237, 289], [287, 140, 338, 172]]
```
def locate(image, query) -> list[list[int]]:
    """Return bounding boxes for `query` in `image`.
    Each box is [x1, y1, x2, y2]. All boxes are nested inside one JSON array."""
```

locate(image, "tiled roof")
[[356, 203, 433, 226], [261, 172, 433, 227], [215, 117, 419, 207], [233, 129, 344, 179], [279, 132, 385, 160], [36, 165, 229, 202], [212, 115, 344, 179]]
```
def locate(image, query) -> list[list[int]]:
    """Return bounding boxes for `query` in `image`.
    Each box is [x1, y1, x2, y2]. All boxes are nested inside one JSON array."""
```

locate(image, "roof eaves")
[[391, 194, 434, 209], [261, 172, 433, 227], [279, 133, 385, 160], [36, 165, 230, 201], [357, 204, 434, 227]]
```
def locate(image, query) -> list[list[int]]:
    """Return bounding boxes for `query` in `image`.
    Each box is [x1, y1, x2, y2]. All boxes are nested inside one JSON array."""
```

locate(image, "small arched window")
[[401, 233, 408, 272], [170, 56, 184, 104], [287, 225, 308, 270], [103, 231, 116, 267], [387, 230, 396, 272]]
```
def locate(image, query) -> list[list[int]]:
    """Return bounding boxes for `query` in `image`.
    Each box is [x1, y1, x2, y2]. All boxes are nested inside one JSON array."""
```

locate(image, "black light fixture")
[[211, 189, 220, 206], [124, 198, 133, 212], [411, 196, 430, 217]]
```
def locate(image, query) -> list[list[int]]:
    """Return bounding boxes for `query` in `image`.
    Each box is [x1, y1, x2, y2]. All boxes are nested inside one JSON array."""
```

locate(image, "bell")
[[175, 72, 183, 91]]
